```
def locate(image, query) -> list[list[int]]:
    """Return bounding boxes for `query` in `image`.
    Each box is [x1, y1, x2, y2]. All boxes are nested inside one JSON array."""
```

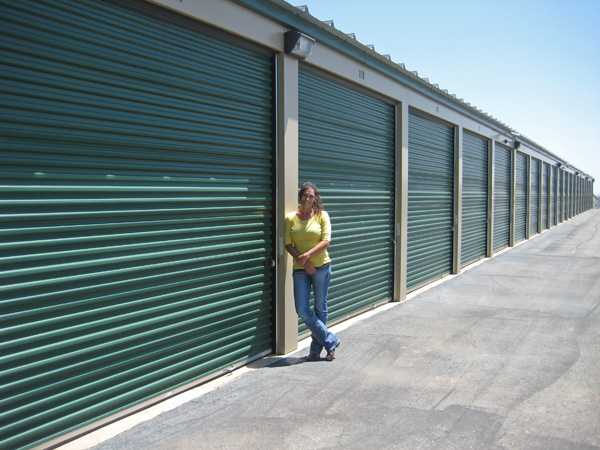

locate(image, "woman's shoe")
[[306, 353, 320, 362], [325, 339, 341, 362]]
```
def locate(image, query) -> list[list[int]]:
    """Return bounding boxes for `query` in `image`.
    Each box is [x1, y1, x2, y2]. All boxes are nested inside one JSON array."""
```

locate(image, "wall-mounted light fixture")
[[513, 140, 521, 150], [284, 31, 315, 59]]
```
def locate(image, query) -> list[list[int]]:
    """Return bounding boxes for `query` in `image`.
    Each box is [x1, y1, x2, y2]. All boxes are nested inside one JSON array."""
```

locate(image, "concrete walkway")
[[93, 210, 600, 450]]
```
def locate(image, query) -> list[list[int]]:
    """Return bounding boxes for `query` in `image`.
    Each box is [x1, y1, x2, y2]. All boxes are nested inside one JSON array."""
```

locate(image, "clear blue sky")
[[298, 0, 600, 193]]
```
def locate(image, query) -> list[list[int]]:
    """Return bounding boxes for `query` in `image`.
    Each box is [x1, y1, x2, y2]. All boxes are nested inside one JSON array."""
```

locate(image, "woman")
[[285, 182, 340, 361]]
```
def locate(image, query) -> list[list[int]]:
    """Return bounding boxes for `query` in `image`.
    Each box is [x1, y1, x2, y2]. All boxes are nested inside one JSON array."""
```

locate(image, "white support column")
[[275, 54, 299, 355], [487, 140, 495, 257], [396, 102, 409, 302], [453, 126, 463, 273]]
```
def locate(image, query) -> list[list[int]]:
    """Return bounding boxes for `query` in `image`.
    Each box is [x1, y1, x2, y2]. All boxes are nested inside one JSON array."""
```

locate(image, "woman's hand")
[[304, 261, 316, 275], [297, 252, 311, 266]]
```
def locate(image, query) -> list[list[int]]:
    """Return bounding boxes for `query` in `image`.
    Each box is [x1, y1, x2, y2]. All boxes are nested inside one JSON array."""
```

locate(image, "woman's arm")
[[285, 244, 302, 259], [296, 240, 330, 266]]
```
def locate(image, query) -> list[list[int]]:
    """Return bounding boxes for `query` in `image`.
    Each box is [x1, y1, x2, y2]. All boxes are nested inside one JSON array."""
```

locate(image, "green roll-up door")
[[576, 177, 579, 214], [0, 1, 274, 448], [547, 164, 552, 227], [573, 174, 576, 216], [541, 163, 549, 229], [565, 172, 570, 219], [561, 170, 566, 221], [565, 172, 571, 219], [572, 174, 575, 217], [577, 177, 581, 214], [407, 110, 454, 291], [515, 152, 528, 242], [553, 166, 558, 225], [530, 159, 540, 234], [298, 66, 395, 332], [577, 178, 580, 214], [564, 171, 569, 219], [461, 131, 488, 267], [493, 144, 511, 250], [580, 179, 583, 212], [568, 173, 573, 217]]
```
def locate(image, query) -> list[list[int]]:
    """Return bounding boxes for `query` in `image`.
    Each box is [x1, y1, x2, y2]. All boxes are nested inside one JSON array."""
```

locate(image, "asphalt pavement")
[[93, 209, 600, 450]]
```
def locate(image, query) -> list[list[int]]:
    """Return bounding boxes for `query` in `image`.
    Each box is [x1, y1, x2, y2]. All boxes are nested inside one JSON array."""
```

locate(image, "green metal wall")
[[541, 163, 550, 229], [565, 172, 569, 219], [461, 131, 488, 266], [581, 178, 584, 213], [0, 1, 275, 448], [561, 170, 566, 221], [553, 166, 558, 225], [515, 152, 528, 242], [566, 173, 570, 218], [577, 177, 580, 214], [407, 111, 454, 290], [298, 65, 395, 332], [530, 159, 540, 234], [565, 172, 571, 219], [569, 173, 573, 217], [493, 144, 511, 250]]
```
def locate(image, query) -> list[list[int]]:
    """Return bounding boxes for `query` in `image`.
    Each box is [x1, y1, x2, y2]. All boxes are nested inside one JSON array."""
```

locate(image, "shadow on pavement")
[[247, 355, 329, 369]]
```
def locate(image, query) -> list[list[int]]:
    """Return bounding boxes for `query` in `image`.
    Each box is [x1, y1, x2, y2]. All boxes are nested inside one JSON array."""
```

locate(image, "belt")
[[293, 263, 330, 273]]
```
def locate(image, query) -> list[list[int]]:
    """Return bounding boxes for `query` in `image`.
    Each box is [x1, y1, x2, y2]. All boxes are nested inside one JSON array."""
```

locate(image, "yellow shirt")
[[285, 210, 332, 270]]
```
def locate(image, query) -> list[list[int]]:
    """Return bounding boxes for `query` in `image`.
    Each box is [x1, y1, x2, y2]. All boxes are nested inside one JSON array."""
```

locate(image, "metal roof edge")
[[232, 0, 594, 181], [233, 0, 512, 134], [518, 134, 593, 179]]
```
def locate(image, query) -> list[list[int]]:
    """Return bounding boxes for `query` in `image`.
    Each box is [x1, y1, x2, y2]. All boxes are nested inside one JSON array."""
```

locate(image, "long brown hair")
[[298, 181, 324, 214]]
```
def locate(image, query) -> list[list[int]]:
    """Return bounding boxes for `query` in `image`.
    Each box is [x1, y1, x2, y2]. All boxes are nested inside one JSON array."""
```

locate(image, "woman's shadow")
[[247, 355, 325, 369]]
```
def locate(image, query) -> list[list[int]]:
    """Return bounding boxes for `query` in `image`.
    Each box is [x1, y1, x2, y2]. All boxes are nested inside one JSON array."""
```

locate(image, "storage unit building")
[[0, 0, 595, 447]]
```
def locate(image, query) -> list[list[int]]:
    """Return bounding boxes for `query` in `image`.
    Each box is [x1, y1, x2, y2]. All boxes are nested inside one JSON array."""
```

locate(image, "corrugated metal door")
[[0, 1, 274, 448], [407, 110, 454, 291], [565, 171, 569, 219], [530, 159, 540, 234], [569, 173, 573, 217], [577, 177, 583, 213], [543, 163, 550, 229], [561, 170, 566, 221], [564, 173, 567, 217], [547, 164, 552, 226], [461, 131, 488, 267], [575, 177, 581, 214], [572, 174, 575, 217], [515, 152, 528, 242], [493, 144, 511, 250], [298, 65, 395, 331], [564, 171, 568, 219], [553, 166, 558, 225], [576, 177, 579, 215]]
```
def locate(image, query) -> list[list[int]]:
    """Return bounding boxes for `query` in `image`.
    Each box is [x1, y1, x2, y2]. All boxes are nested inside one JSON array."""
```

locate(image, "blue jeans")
[[293, 264, 338, 354]]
